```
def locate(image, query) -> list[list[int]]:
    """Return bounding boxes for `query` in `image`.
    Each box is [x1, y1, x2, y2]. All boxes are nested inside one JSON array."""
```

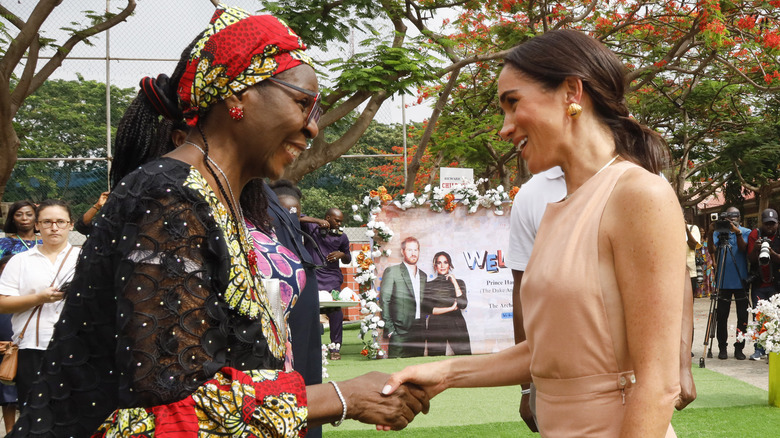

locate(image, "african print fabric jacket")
[[10, 158, 307, 438]]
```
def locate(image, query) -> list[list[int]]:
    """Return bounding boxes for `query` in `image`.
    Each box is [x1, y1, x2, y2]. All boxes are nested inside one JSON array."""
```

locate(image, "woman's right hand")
[[38, 286, 64, 304], [338, 371, 429, 430], [382, 361, 451, 401]]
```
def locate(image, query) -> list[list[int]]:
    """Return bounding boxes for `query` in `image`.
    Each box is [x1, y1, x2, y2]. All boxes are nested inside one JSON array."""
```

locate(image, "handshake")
[[325, 371, 429, 430]]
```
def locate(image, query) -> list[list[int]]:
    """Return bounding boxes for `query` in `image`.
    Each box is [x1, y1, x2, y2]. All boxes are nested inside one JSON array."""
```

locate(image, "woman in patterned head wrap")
[[9, 5, 428, 438]]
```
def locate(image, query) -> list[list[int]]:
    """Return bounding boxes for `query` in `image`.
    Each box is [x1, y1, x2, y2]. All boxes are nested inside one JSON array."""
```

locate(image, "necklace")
[[563, 155, 619, 201], [184, 140, 260, 275], [18, 235, 36, 250]]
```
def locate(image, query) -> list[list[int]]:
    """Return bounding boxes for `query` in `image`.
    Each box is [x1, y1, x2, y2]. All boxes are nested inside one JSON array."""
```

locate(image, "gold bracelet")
[[92, 204, 101, 211]]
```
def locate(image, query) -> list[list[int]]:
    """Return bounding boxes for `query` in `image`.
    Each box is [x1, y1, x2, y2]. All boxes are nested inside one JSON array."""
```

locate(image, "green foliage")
[[261, 0, 384, 46], [5, 78, 136, 213], [299, 120, 406, 225], [13, 76, 135, 161], [327, 35, 440, 95]]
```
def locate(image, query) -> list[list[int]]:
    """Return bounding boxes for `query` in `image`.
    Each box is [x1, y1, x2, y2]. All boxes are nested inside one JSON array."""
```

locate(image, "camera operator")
[[746, 208, 780, 360], [301, 208, 351, 360], [707, 206, 750, 360]]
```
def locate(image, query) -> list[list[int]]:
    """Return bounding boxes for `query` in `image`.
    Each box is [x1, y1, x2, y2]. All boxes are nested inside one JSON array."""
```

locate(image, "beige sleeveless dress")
[[521, 161, 676, 437]]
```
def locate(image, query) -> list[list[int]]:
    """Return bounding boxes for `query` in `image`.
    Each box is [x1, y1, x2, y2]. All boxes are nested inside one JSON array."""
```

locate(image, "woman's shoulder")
[[113, 157, 192, 194], [613, 164, 676, 205], [604, 164, 682, 234]]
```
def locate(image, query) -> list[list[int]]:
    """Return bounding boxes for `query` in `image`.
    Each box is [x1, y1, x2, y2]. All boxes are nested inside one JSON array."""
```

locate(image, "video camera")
[[710, 211, 738, 234]]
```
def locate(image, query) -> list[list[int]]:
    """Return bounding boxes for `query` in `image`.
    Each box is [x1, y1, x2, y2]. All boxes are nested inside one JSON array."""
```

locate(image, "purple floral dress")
[[247, 222, 306, 370]]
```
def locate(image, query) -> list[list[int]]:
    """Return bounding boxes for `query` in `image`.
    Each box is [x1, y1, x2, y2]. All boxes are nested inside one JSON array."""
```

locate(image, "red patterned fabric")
[[178, 4, 312, 126], [92, 367, 308, 438]]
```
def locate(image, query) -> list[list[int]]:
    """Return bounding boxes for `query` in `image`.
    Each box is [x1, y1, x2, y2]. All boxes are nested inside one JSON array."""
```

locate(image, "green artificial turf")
[[320, 324, 779, 437]]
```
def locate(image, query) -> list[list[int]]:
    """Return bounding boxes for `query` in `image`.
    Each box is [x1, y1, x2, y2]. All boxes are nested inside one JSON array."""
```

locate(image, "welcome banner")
[[373, 204, 515, 356]]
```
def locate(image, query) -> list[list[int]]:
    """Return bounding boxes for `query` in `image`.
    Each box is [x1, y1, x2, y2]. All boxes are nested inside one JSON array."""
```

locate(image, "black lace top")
[[12, 158, 286, 437]]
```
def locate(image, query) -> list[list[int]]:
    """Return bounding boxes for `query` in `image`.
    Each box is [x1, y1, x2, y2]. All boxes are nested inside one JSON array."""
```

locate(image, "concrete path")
[[692, 296, 769, 391]]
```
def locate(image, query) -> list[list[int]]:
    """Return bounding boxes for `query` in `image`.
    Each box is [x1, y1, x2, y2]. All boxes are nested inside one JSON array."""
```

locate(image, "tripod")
[[700, 231, 747, 368]]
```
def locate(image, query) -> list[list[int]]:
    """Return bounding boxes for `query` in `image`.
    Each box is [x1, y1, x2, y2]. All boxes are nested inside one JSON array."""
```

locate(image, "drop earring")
[[567, 103, 582, 119], [228, 106, 244, 121]]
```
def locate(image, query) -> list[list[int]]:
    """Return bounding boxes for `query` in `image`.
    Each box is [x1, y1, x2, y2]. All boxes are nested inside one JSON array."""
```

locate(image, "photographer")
[[707, 206, 750, 360], [302, 208, 351, 360], [746, 208, 780, 360]]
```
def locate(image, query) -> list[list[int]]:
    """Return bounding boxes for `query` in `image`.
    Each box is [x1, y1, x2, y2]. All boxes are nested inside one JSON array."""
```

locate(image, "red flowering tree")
[[264, 0, 780, 200]]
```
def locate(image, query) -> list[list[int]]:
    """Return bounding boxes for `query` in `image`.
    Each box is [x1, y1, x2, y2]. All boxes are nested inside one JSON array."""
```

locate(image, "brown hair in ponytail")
[[503, 30, 669, 174]]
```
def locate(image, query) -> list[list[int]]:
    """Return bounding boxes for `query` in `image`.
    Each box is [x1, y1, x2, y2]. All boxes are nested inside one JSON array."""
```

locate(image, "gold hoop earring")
[[567, 103, 582, 119]]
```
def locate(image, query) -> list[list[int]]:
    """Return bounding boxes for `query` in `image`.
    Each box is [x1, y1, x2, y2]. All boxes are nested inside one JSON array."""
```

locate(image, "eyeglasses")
[[38, 219, 71, 229], [267, 77, 322, 125]]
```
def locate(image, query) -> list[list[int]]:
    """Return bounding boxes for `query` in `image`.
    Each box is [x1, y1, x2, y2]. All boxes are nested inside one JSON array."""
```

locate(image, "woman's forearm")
[[0, 294, 44, 313], [619, 382, 678, 437], [447, 341, 532, 389], [306, 383, 345, 427]]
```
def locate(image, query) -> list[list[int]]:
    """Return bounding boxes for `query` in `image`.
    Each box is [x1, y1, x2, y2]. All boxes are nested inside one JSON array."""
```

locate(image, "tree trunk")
[[404, 68, 461, 194], [0, 122, 20, 202], [758, 185, 771, 215]]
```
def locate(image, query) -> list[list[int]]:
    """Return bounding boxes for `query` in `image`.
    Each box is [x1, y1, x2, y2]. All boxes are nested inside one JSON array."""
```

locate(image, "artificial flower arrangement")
[[739, 294, 780, 353], [354, 245, 385, 359], [347, 182, 520, 359]]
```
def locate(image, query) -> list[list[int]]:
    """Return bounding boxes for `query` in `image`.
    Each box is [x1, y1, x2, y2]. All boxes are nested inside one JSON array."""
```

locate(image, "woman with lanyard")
[[8, 5, 427, 437], [0, 200, 42, 258], [0, 199, 42, 431], [0, 200, 79, 412]]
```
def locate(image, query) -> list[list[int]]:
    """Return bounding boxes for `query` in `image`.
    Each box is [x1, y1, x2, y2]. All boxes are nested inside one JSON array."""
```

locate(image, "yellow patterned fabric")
[[178, 4, 312, 126], [94, 368, 308, 438], [183, 167, 285, 359]]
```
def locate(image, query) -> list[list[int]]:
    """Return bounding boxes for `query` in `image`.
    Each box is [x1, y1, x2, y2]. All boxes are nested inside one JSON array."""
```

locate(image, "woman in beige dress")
[[382, 29, 685, 437]]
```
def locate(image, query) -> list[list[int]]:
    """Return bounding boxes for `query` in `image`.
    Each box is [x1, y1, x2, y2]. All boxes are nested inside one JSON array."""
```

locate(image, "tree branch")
[[405, 67, 460, 193], [18, 1, 137, 105], [0, 0, 59, 80]]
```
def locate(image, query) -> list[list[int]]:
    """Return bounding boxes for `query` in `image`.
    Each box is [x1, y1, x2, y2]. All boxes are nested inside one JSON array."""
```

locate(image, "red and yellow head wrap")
[[178, 4, 312, 126]]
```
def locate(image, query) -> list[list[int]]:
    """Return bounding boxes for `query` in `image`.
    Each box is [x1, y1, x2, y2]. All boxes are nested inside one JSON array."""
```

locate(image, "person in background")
[[267, 179, 324, 438], [422, 251, 471, 356], [380, 237, 427, 358], [0, 200, 80, 411], [746, 208, 780, 360], [0, 255, 17, 433], [506, 166, 566, 433], [301, 208, 351, 360], [7, 6, 427, 436], [707, 206, 750, 360], [73, 191, 110, 236], [0, 200, 41, 258], [685, 210, 701, 298]]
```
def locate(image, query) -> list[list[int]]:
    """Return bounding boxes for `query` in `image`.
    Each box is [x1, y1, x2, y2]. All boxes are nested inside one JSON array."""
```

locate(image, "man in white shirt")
[[507, 167, 566, 432], [380, 237, 427, 357]]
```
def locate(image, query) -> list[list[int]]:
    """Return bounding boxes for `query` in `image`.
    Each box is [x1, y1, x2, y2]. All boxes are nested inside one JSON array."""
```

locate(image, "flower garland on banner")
[[738, 294, 780, 353], [355, 245, 385, 359], [349, 182, 520, 359]]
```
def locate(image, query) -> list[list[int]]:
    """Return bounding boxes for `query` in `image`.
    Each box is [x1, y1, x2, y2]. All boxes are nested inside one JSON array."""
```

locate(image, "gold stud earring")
[[567, 103, 582, 119]]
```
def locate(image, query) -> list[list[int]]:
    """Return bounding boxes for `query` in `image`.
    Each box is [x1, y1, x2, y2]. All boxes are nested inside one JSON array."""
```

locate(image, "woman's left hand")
[[38, 286, 64, 304]]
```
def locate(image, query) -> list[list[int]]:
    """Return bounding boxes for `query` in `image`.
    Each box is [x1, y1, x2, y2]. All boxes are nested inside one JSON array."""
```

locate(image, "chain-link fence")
[[2, 1, 413, 226]]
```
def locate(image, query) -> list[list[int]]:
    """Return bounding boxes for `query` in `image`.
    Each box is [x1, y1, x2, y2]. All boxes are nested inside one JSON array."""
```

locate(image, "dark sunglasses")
[[267, 77, 322, 125]]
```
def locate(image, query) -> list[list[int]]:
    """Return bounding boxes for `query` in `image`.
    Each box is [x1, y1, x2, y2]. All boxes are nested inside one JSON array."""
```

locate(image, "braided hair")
[[504, 30, 669, 174], [111, 31, 204, 189]]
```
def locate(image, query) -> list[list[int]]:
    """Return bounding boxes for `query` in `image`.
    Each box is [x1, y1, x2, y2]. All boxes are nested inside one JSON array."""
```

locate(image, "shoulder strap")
[[50, 245, 77, 289], [20, 245, 78, 346]]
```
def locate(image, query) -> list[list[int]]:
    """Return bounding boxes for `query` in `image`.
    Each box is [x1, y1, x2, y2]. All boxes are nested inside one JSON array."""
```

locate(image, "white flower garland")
[[348, 182, 518, 359]]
